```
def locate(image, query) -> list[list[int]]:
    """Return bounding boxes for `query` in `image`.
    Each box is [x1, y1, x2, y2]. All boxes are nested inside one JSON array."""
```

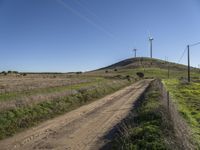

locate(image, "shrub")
[[76, 72, 82, 75], [126, 75, 131, 81], [1, 71, 7, 75], [136, 72, 144, 78], [114, 75, 123, 79], [13, 71, 18, 74], [22, 73, 27, 76], [1, 71, 5, 73]]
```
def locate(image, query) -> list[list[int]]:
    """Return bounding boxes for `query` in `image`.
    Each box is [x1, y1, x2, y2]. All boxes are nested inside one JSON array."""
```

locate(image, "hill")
[[87, 57, 199, 80], [99, 57, 188, 71]]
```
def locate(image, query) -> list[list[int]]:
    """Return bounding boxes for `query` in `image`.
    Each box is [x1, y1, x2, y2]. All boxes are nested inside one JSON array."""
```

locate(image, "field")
[[0, 57, 200, 149], [0, 79, 152, 150], [0, 73, 132, 139]]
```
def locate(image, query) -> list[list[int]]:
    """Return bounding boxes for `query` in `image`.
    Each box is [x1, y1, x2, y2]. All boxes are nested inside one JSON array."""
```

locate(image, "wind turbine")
[[133, 48, 138, 58], [149, 36, 154, 58]]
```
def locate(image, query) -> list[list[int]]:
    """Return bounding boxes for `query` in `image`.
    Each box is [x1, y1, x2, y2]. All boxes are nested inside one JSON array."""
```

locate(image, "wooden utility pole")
[[168, 62, 170, 79], [187, 45, 190, 82], [165, 57, 170, 78], [198, 65, 200, 73]]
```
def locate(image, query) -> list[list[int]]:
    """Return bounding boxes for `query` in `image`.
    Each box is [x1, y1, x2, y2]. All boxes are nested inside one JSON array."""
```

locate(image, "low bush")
[[136, 72, 144, 78]]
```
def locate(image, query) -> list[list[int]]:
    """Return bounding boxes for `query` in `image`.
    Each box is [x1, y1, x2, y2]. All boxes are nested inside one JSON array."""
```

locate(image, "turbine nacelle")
[[149, 37, 154, 41]]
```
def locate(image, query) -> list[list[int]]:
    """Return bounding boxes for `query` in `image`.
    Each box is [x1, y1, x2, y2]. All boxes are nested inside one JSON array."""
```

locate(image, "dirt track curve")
[[0, 79, 152, 150]]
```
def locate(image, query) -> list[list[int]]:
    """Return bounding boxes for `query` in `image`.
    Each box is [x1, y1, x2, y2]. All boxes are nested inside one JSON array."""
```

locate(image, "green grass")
[[110, 81, 177, 150], [91, 67, 200, 81], [163, 79, 200, 148], [0, 79, 131, 140]]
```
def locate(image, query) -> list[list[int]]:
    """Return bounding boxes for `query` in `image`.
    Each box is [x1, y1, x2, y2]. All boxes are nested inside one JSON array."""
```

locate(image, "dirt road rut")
[[0, 79, 152, 150]]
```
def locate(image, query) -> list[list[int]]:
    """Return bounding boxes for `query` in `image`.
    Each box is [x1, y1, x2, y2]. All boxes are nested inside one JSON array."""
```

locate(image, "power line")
[[190, 41, 200, 47], [56, 0, 131, 49], [187, 41, 200, 82], [74, 0, 102, 22], [73, 0, 117, 40], [178, 46, 187, 63], [56, 0, 116, 39]]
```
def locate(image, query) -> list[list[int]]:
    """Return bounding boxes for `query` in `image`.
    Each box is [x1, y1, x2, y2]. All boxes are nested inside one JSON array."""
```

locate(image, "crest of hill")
[[99, 57, 189, 71]]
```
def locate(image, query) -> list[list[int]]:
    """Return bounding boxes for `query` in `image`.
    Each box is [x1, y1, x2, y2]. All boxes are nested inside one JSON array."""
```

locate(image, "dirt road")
[[0, 79, 152, 150]]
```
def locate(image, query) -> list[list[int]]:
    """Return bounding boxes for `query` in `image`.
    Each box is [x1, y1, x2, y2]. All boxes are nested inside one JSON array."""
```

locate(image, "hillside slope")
[[88, 57, 199, 80], [99, 57, 189, 71]]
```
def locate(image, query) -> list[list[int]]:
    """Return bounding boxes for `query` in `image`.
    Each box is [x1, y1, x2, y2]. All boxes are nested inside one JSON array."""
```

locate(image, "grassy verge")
[[109, 80, 179, 150], [163, 79, 200, 148], [0, 79, 131, 140]]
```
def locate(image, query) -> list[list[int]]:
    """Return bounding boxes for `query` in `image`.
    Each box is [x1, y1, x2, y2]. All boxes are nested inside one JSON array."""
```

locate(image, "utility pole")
[[187, 45, 190, 82], [168, 61, 170, 79], [149, 37, 154, 58], [166, 57, 170, 78], [133, 48, 137, 58]]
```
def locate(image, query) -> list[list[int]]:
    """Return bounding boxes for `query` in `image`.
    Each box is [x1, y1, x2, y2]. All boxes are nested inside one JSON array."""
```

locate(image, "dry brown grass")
[[0, 74, 127, 112], [0, 75, 90, 93]]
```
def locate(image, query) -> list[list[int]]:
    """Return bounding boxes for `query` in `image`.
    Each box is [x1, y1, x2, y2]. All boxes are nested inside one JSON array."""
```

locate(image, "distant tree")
[[105, 70, 108, 73], [1, 71, 7, 76], [13, 71, 18, 74], [76, 72, 82, 75], [136, 72, 144, 78], [22, 73, 27, 76], [126, 75, 131, 81], [8, 71, 12, 74], [114, 68, 118, 72]]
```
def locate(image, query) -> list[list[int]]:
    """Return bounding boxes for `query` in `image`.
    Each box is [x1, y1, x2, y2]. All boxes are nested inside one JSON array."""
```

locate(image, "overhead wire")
[[189, 41, 200, 47], [73, 0, 118, 39], [56, 0, 117, 40], [178, 46, 187, 63], [74, 0, 102, 22]]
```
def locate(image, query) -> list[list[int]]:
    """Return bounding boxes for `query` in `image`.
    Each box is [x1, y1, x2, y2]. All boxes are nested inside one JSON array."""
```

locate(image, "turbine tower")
[[133, 48, 137, 58], [149, 36, 154, 58]]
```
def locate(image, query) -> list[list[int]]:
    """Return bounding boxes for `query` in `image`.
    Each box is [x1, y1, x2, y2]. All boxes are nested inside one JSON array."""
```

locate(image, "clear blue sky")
[[0, 0, 200, 72]]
